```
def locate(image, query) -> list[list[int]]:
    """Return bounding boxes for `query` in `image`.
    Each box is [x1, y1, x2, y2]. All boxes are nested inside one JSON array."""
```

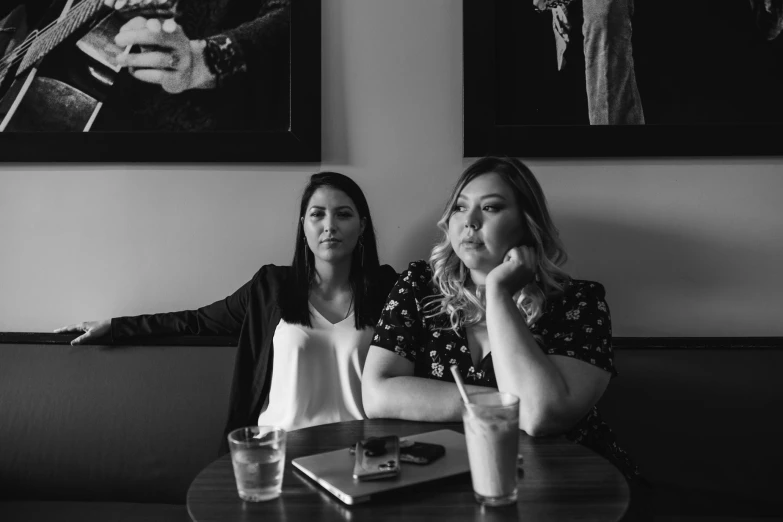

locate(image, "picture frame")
[[0, 0, 320, 162], [464, 1, 783, 158]]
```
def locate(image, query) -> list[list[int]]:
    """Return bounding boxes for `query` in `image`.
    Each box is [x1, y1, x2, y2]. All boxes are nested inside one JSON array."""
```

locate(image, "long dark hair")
[[279, 172, 382, 330]]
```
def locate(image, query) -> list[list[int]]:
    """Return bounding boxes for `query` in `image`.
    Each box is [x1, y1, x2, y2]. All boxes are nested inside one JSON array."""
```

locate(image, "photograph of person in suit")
[[535, 0, 644, 125]]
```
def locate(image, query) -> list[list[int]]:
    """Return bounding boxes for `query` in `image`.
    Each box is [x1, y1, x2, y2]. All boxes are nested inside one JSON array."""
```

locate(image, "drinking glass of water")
[[227, 426, 287, 502]]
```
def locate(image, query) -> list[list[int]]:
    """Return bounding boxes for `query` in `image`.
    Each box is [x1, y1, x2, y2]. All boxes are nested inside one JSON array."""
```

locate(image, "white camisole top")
[[257, 303, 374, 431]]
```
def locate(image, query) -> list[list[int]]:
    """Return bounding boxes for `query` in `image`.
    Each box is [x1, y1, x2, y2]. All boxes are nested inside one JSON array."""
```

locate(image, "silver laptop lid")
[[292, 429, 470, 505]]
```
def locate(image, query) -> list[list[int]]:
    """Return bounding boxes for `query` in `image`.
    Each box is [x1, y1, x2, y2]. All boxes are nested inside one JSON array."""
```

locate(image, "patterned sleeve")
[[536, 281, 617, 377], [372, 260, 431, 364]]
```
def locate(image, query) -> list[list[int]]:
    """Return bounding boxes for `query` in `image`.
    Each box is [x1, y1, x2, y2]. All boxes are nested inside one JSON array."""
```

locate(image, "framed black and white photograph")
[[464, 0, 783, 157], [0, 0, 320, 162]]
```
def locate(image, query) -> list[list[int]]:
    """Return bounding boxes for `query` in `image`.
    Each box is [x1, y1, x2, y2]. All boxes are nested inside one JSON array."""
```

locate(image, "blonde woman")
[[362, 156, 641, 485]]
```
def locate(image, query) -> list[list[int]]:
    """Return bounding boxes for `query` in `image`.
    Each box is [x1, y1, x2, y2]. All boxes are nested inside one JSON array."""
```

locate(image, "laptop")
[[291, 429, 471, 505]]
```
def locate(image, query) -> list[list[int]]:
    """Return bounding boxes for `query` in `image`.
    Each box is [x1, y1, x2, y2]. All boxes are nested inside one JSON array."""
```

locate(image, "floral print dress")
[[373, 260, 641, 482]]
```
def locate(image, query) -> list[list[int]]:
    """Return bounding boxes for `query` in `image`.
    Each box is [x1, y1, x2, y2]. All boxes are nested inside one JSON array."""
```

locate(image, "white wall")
[[1, 0, 782, 336]]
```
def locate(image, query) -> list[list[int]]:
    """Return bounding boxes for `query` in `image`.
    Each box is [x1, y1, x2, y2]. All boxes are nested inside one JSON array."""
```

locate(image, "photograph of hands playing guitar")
[[0, 0, 290, 132]]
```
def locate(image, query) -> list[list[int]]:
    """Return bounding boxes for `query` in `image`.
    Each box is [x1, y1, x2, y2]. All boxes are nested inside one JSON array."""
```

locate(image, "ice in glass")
[[227, 426, 286, 502]]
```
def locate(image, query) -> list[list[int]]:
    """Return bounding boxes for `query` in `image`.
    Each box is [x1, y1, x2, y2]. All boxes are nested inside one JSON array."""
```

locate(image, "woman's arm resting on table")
[[362, 346, 488, 422], [486, 284, 610, 436]]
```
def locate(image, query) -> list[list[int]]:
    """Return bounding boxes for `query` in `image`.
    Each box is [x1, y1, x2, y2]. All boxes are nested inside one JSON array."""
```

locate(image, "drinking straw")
[[450, 365, 472, 405]]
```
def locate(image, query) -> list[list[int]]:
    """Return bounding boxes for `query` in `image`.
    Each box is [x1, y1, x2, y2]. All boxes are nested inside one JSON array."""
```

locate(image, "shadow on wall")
[[556, 212, 781, 336], [321, 0, 350, 165], [390, 209, 444, 268]]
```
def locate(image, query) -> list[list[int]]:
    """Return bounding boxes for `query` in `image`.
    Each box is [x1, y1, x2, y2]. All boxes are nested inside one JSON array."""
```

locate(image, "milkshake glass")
[[462, 390, 520, 506]]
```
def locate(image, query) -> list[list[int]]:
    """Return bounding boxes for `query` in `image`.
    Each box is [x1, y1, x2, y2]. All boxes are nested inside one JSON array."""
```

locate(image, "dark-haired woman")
[[56, 172, 398, 448]]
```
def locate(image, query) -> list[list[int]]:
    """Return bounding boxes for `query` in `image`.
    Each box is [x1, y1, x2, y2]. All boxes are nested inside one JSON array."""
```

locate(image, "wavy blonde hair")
[[425, 157, 571, 331]]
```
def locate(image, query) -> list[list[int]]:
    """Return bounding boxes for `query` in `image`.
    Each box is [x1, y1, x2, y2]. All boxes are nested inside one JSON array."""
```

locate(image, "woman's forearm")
[[364, 376, 488, 422], [485, 285, 570, 435]]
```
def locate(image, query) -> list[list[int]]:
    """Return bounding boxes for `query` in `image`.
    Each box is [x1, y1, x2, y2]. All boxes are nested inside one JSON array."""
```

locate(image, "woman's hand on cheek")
[[485, 246, 537, 295]]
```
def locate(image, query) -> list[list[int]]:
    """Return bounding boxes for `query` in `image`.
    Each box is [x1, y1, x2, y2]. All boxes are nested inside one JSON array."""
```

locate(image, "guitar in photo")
[[0, 0, 291, 133]]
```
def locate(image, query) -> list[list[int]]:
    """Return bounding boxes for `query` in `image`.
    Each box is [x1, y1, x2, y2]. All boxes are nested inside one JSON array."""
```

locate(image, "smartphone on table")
[[352, 435, 400, 481], [398, 439, 446, 464], [350, 436, 447, 481]]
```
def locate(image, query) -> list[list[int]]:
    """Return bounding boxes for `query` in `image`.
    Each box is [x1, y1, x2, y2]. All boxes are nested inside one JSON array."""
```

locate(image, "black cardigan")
[[111, 263, 399, 454]]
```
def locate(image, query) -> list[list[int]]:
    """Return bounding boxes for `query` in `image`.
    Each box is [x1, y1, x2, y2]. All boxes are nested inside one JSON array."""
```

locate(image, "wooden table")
[[187, 419, 629, 522]]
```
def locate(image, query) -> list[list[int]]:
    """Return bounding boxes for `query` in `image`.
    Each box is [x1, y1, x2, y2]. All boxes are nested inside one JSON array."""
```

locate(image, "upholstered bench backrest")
[[3, 335, 782, 516], [597, 344, 783, 516], [0, 339, 236, 504]]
